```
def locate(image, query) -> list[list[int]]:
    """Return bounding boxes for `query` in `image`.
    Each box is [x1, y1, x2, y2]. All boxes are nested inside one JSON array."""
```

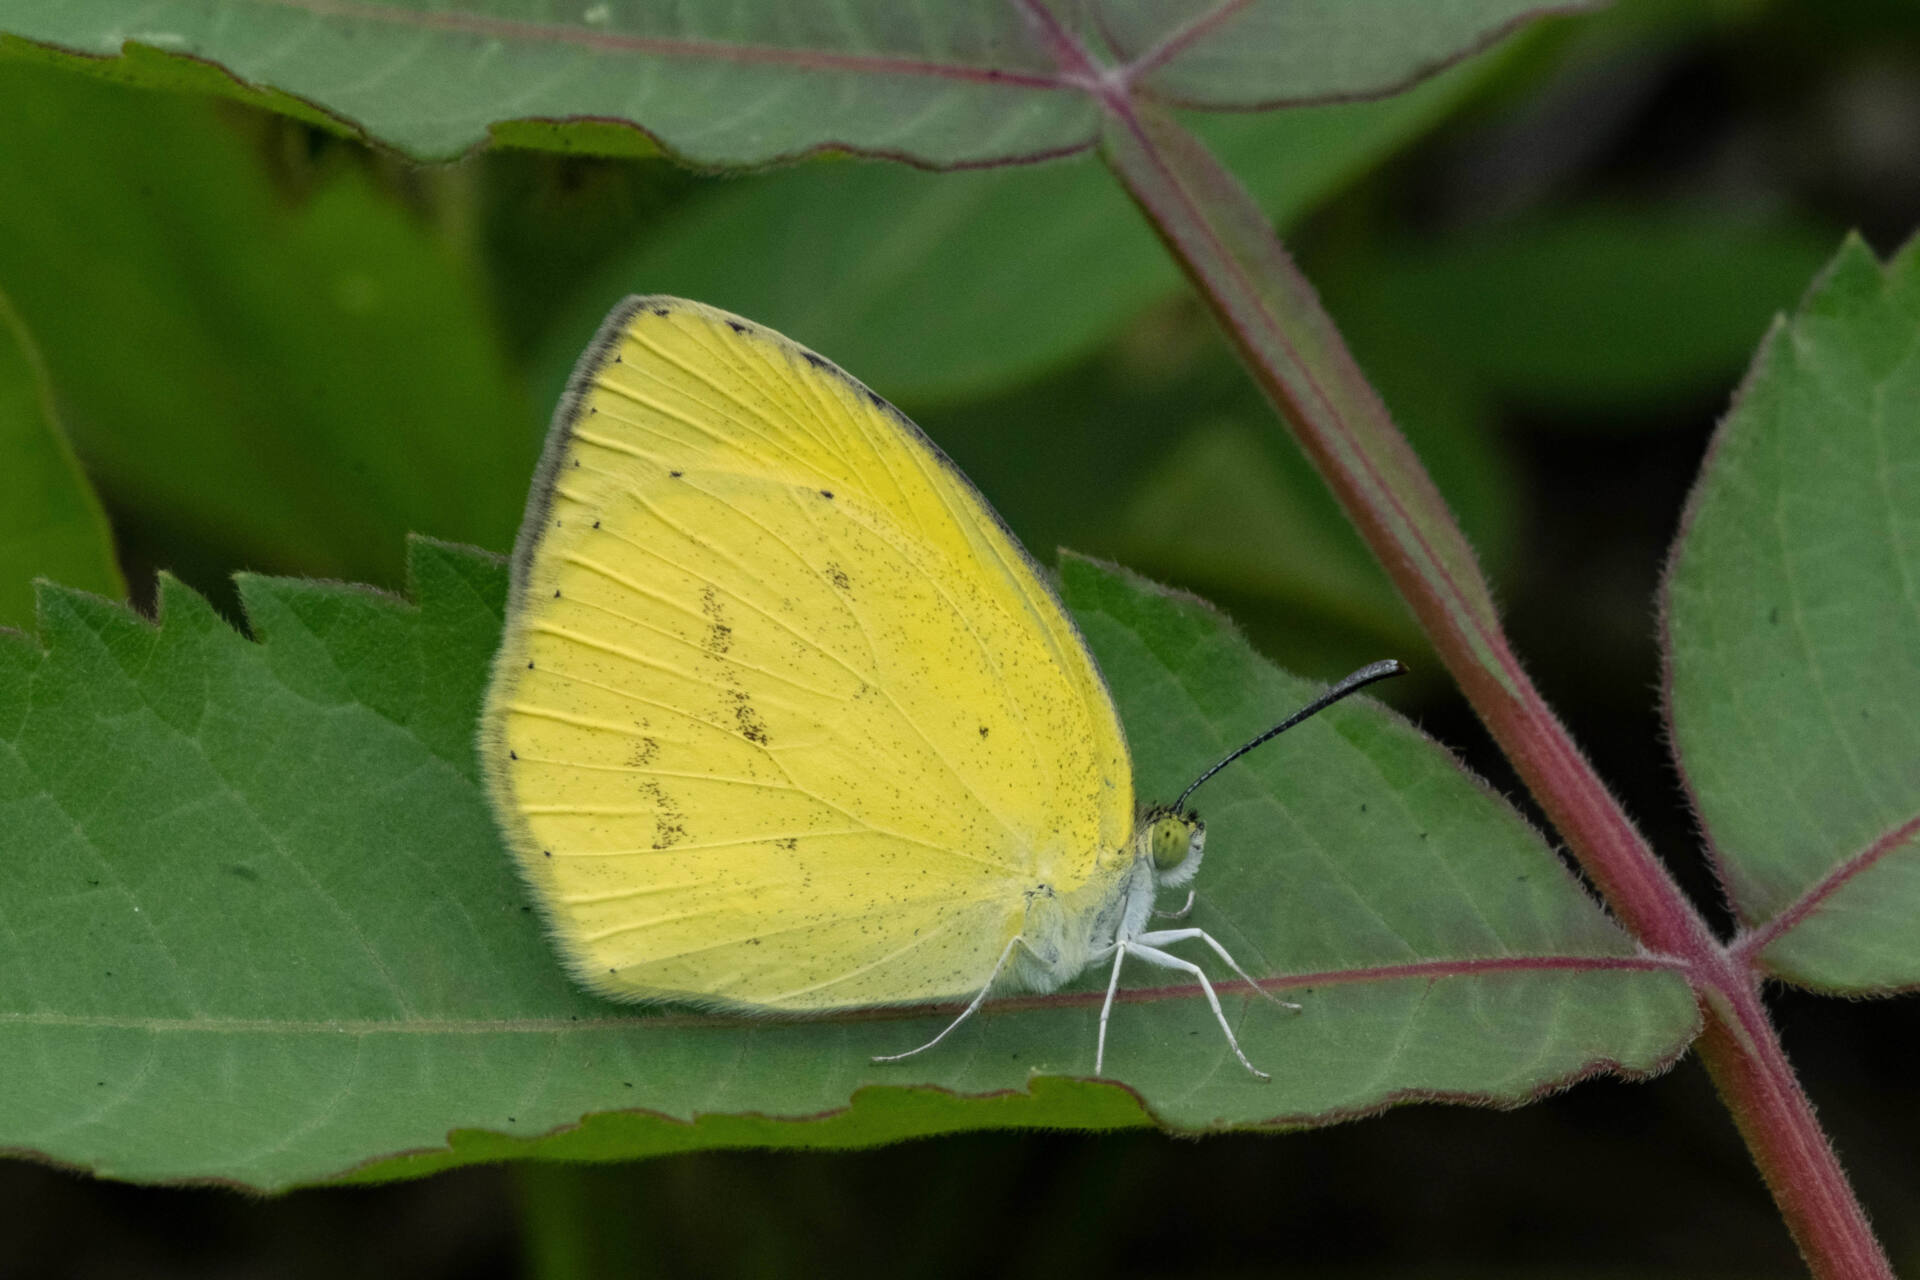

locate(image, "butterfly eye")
[[1146, 808, 1204, 872]]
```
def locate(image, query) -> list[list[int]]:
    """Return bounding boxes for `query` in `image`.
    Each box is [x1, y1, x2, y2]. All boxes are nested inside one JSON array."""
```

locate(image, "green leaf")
[[1665, 234, 1920, 992], [0, 1, 1092, 165], [0, 291, 123, 631], [0, 65, 538, 587], [0, 0, 1579, 165], [530, 50, 1503, 411], [1106, 0, 1603, 108], [0, 538, 1693, 1190], [1324, 206, 1840, 415]]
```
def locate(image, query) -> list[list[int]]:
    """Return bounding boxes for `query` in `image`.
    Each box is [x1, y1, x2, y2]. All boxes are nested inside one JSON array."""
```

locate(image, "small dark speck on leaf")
[[521, 906, 531, 913], [820, 489, 834, 499], [979, 726, 989, 738], [727, 320, 747, 333], [509, 750, 517, 760], [226, 864, 260, 882], [527, 661, 535, 670], [553, 589, 561, 598], [624, 1081, 633, 1088], [670, 470, 683, 478], [1419, 832, 1429, 840], [1360, 803, 1367, 813], [543, 850, 552, 858], [593, 520, 600, 528], [652, 307, 668, 317]]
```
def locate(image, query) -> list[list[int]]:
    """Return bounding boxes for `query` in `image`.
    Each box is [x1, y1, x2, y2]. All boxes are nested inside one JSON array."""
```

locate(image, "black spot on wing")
[[638, 778, 687, 849], [699, 585, 733, 656], [729, 688, 770, 745], [825, 562, 851, 591]]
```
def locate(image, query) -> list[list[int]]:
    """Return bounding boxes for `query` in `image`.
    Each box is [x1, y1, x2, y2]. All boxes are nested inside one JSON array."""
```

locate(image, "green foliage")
[[1666, 235, 1920, 992], [0, 541, 1691, 1190], [1321, 206, 1841, 416], [0, 293, 122, 629], [0, 64, 538, 587], [0, 3, 1916, 1273]]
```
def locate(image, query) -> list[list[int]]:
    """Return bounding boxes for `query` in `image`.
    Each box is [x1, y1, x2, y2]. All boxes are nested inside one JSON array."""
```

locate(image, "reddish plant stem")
[[1056, 41, 1894, 1280]]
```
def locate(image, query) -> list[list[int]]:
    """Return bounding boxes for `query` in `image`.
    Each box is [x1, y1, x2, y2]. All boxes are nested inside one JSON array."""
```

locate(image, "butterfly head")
[[1140, 804, 1206, 887]]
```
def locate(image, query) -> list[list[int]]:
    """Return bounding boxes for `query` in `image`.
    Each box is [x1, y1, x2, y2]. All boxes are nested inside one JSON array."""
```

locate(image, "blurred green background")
[[2, 0, 1917, 1275]]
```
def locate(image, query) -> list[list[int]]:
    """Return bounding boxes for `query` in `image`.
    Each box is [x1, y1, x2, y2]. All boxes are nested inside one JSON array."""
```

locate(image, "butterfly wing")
[[480, 298, 1134, 1010]]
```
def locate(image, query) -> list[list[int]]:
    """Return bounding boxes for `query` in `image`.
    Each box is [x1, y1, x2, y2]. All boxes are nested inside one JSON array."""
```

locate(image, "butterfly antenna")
[[1173, 659, 1407, 812]]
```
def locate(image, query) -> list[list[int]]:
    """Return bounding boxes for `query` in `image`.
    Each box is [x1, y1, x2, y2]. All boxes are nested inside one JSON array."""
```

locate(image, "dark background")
[[2, 1, 1917, 1275]]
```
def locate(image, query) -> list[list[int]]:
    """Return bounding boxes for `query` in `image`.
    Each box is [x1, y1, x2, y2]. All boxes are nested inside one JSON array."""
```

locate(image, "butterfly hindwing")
[[481, 298, 1134, 1010]]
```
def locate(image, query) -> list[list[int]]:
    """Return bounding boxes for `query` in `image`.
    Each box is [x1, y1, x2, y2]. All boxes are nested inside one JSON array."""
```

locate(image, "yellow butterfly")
[[479, 297, 1399, 1077]]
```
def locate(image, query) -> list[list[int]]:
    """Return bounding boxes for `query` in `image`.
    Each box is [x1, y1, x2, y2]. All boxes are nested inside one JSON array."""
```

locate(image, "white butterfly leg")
[[1151, 889, 1196, 920], [1126, 941, 1271, 1080], [1137, 927, 1302, 1012], [1094, 944, 1128, 1077], [872, 934, 1026, 1064]]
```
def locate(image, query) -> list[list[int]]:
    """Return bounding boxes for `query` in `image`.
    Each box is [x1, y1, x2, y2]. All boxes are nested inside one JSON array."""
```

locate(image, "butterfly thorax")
[[1008, 802, 1208, 993], [1006, 854, 1128, 992]]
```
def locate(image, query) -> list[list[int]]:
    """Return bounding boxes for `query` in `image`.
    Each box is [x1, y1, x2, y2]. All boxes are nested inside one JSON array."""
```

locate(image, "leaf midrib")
[[1, 952, 1685, 1036]]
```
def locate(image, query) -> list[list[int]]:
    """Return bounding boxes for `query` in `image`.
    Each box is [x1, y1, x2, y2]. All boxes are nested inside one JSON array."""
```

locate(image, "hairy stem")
[[1067, 54, 1892, 1280]]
